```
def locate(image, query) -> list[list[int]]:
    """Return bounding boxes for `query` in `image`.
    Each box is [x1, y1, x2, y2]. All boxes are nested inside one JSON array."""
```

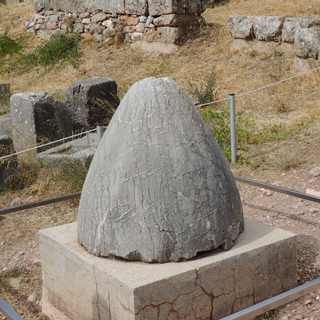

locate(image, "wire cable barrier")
[[196, 65, 320, 109], [0, 128, 97, 161], [1, 175, 320, 215], [2, 65, 320, 161]]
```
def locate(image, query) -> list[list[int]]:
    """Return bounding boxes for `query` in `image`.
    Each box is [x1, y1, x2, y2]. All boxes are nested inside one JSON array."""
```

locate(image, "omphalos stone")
[[78, 77, 244, 263]]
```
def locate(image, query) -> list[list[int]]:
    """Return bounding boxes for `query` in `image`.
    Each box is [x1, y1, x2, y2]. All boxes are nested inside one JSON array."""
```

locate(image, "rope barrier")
[[196, 66, 320, 109], [2, 65, 320, 161], [0, 128, 97, 161]]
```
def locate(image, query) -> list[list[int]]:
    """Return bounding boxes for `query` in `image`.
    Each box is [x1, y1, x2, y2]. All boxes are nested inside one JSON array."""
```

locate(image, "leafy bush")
[[188, 66, 218, 104], [0, 32, 23, 58]]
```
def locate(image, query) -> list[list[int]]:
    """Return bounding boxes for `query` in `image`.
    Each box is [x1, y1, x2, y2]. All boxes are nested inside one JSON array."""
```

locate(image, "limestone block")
[[90, 23, 101, 34], [73, 22, 84, 33], [65, 77, 120, 130], [46, 22, 57, 29], [0, 134, 17, 188], [10, 92, 72, 162], [91, 13, 106, 23], [154, 14, 179, 26], [131, 32, 144, 41], [77, 77, 244, 263], [294, 28, 320, 59], [228, 16, 254, 39], [252, 16, 283, 41], [79, 12, 89, 18], [282, 17, 312, 43], [161, 26, 180, 43], [0, 114, 12, 139], [148, 0, 205, 16], [127, 16, 140, 25], [40, 219, 297, 320], [103, 28, 115, 37], [125, 0, 148, 15]]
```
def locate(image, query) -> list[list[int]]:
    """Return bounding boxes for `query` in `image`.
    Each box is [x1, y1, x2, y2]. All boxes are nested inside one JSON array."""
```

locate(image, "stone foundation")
[[40, 218, 297, 320], [228, 15, 320, 72], [26, 11, 203, 43]]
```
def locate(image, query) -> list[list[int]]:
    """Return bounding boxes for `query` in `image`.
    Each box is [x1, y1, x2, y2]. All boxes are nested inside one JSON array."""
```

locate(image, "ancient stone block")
[[0, 134, 18, 189], [73, 22, 83, 33], [294, 28, 320, 59], [228, 16, 254, 39], [10, 92, 72, 162], [77, 77, 244, 263], [127, 16, 140, 25], [282, 17, 312, 43], [252, 16, 283, 41], [125, 0, 148, 15], [131, 31, 144, 41], [65, 77, 120, 130], [154, 14, 179, 26], [91, 12, 106, 23], [161, 26, 180, 43], [40, 219, 297, 320], [229, 16, 283, 41], [148, 0, 205, 16]]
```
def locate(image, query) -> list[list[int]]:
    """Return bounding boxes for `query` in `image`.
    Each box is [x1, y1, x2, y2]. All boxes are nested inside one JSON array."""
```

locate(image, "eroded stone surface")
[[282, 17, 313, 43], [10, 92, 72, 162], [65, 77, 120, 130], [252, 16, 283, 41], [40, 219, 297, 320], [148, 0, 205, 16], [294, 28, 320, 59], [78, 77, 244, 263], [228, 16, 254, 39]]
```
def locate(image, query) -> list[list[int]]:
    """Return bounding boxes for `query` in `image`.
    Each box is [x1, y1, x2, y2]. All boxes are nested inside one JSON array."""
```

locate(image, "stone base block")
[[40, 219, 297, 320]]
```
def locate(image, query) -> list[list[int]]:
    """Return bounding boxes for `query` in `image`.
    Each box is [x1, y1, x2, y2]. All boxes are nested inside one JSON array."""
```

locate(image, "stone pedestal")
[[40, 219, 297, 320]]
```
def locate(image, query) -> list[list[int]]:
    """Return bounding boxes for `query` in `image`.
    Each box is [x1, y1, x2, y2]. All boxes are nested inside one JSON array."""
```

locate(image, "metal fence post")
[[229, 94, 237, 164], [97, 123, 103, 145]]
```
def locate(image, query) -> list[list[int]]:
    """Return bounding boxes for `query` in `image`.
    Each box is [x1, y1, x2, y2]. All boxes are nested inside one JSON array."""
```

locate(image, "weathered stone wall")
[[228, 16, 320, 72], [26, 0, 205, 43]]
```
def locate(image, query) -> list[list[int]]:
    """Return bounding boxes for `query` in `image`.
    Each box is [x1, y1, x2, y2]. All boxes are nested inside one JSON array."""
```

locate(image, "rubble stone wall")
[[26, 0, 205, 44]]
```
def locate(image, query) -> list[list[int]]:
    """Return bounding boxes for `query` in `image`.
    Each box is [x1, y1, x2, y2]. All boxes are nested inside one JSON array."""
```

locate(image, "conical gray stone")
[[78, 77, 244, 263]]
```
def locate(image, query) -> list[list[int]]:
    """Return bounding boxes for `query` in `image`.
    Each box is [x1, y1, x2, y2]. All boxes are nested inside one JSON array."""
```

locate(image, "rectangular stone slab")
[[40, 219, 297, 320]]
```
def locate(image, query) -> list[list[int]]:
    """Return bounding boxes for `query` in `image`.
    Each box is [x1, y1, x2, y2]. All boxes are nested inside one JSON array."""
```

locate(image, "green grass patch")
[[0, 33, 83, 76], [0, 32, 23, 58], [200, 107, 314, 164]]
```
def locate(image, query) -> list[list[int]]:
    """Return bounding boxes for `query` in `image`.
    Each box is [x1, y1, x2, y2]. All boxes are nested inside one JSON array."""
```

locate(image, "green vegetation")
[[1, 266, 23, 278], [0, 32, 23, 58], [188, 66, 218, 104], [200, 107, 314, 164], [0, 33, 83, 76]]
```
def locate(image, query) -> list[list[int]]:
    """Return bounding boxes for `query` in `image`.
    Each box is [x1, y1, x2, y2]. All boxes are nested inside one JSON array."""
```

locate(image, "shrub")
[[188, 66, 218, 104]]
